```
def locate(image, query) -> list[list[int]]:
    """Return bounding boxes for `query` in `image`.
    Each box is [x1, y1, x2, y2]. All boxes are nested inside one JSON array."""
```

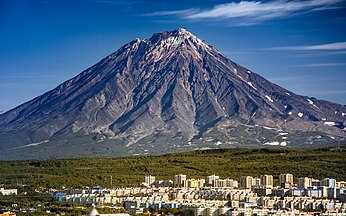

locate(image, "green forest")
[[0, 147, 345, 189]]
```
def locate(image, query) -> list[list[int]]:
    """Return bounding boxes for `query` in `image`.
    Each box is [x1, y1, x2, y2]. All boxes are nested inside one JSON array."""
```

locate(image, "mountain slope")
[[0, 28, 345, 160]]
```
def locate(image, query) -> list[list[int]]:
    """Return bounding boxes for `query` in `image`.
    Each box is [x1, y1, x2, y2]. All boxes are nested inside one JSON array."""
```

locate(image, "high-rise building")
[[279, 173, 294, 188], [175, 174, 187, 187], [207, 174, 219, 185], [298, 177, 312, 189], [321, 178, 336, 188], [260, 175, 273, 187], [252, 177, 261, 186], [240, 176, 253, 189], [143, 175, 156, 186]]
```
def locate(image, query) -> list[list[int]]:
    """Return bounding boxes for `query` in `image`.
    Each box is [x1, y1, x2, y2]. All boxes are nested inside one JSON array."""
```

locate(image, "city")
[[1, 1, 346, 216], [1, 173, 345, 215]]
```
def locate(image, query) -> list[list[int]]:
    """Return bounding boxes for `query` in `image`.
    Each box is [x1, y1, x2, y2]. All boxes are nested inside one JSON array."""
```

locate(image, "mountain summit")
[[0, 29, 345, 160]]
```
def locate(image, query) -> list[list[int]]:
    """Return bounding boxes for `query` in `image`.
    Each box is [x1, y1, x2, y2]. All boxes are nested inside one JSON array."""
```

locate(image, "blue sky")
[[1, 0, 346, 111]]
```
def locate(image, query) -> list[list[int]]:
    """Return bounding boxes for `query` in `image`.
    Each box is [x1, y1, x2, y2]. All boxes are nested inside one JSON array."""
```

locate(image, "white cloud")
[[268, 42, 346, 51], [146, 9, 197, 16], [149, 0, 345, 25]]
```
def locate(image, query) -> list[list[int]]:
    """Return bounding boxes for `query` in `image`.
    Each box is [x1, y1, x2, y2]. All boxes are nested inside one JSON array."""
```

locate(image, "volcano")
[[0, 28, 345, 160]]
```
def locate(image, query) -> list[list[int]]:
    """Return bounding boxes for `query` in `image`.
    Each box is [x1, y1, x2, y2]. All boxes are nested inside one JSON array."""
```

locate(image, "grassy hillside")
[[0, 147, 345, 189]]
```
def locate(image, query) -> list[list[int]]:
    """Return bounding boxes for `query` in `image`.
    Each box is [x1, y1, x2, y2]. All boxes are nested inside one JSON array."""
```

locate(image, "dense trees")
[[0, 147, 345, 189]]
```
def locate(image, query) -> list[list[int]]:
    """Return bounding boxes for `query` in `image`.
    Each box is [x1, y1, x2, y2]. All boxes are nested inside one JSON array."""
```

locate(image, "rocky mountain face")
[[0, 28, 345, 160]]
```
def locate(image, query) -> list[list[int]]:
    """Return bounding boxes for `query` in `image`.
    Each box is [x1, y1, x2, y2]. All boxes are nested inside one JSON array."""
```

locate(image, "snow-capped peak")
[[148, 28, 203, 47], [174, 28, 195, 37], [177, 27, 188, 34]]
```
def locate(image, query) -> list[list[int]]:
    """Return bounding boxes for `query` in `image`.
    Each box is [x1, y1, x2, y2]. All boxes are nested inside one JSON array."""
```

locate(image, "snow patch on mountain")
[[247, 82, 257, 90], [215, 141, 223, 146], [264, 141, 280, 146], [264, 141, 287, 146], [280, 141, 287, 146], [262, 126, 276, 130], [324, 122, 336, 126], [307, 98, 319, 109], [265, 95, 273, 103]]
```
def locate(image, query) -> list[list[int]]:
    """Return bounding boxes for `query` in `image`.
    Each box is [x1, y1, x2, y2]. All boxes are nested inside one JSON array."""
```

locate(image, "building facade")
[[240, 176, 253, 189]]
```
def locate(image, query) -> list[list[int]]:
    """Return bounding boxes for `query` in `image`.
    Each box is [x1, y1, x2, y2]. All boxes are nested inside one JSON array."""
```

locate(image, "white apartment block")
[[175, 174, 187, 186], [260, 175, 273, 187], [298, 177, 312, 189], [240, 176, 253, 189], [207, 174, 219, 185], [143, 175, 155, 185]]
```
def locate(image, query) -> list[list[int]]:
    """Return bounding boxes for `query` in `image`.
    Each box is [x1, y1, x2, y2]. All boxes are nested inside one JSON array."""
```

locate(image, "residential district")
[[1, 174, 346, 216]]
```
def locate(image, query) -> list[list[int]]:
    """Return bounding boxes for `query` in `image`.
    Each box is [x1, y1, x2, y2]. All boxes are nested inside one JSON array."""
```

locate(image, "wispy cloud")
[[292, 62, 346, 67], [290, 51, 346, 58], [267, 42, 346, 51], [315, 90, 346, 94], [0, 83, 18, 88], [267, 75, 309, 82], [147, 9, 196, 16], [148, 0, 345, 26], [87, 0, 137, 6]]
